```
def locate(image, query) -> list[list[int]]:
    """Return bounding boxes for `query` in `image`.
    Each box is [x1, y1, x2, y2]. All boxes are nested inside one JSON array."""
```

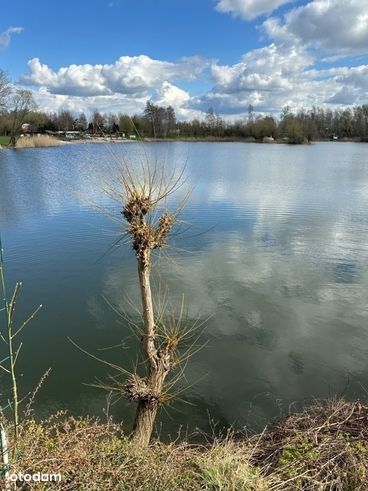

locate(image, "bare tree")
[[111, 163, 191, 446], [0, 69, 11, 111], [9, 90, 37, 146], [92, 110, 105, 134], [57, 110, 74, 132], [77, 112, 88, 132], [78, 158, 200, 448]]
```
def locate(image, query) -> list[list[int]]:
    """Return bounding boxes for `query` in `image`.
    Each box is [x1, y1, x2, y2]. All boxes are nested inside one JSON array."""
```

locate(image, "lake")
[[1, 141, 368, 438]]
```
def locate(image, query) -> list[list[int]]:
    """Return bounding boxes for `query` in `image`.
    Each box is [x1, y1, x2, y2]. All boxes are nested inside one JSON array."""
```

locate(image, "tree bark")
[[132, 254, 170, 446], [131, 356, 170, 445], [132, 400, 159, 446], [137, 255, 157, 373]]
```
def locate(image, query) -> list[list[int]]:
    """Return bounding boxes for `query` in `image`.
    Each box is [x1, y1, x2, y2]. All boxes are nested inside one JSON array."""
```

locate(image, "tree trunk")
[[132, 402, 159, 447], [131, 356, 170, 445], [132, 255, 170, 446], [137, 255, 157, 374]]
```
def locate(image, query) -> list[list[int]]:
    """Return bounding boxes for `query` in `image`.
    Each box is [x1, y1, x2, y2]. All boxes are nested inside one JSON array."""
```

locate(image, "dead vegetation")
[[6, 399, 368, 490], [8, 413, 274, 491], [252, 398, 368, 490], [14, 135, 63, 148]]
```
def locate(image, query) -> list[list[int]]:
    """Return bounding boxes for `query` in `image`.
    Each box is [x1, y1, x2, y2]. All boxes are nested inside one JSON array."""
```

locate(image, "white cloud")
[[155, 81, 190, 106], [0, 27, 23, 49], [28, 86, 148, 116], [208, 1, 368, 112], [335, 65, 368, 90], [22, 55, 208, 97], [153, 81, 192, 117], [189, 40, 368, 116], [24, 58, 107, 96], [24, 46, 368, 118], [263, 0, 368, 55], [17, 12, 368, 120], [190, 43, 314, 114], [325, 65, 368, 104], [27, 81, 201, 121], [215, 0, 294, 20], [211, 43, 312, 94], [152, 81, 206, 120]]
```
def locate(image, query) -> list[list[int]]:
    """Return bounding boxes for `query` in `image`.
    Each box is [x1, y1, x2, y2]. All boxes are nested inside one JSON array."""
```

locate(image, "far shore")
[[1, 135, 366, 150], [48, 135, 368, 145]]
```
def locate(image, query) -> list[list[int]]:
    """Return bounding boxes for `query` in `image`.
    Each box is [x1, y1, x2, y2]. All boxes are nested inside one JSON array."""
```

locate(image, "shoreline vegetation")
[[5, 398, 368, 490], [1, 81, 368, 148], [1, 134, 367, 150], [14, 135, 65, 148]]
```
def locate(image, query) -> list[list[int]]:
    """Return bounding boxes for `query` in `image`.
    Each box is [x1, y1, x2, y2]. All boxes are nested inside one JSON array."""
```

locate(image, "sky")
[[1, 0, 368, 119]]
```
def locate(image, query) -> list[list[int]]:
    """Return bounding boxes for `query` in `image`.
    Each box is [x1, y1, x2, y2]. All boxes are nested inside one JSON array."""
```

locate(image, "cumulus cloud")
[[154, 81, 190, 107], [22, 55, 208, 97], [211, 43, 313, 94], [325, 65, 368, 104], [209, 0, 367, 112], [26, 81, 200, 121], [189, 43, 315, 114], [28, 85, 148, 116], [17, 5, 368, 120], [189, 40, 368, 116], [0, 26, 23, 49], [209, 1, 368, 112], [263, 0, 368, 55], [215, 0, 294, 20], [151, 81, 204, 119], [24, 44, 368, 118], [152, 81, 193, 116]]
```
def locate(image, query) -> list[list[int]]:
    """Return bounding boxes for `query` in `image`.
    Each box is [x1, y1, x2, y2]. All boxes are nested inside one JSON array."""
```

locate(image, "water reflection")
[[1, 142, 368, 435]]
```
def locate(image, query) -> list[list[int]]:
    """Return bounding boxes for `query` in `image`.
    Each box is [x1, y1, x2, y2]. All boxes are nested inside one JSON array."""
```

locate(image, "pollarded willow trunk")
[[130, 256, 171, 446], [122, 194, 175, 446], [132, 402, 159, 447], [132, 361, 170, 446]]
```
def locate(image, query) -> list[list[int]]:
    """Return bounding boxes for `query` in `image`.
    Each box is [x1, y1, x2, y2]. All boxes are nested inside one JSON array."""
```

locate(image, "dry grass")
[[4, 399, 368, 490], [8, 414, 273, 491], [15, 135, 63, 148], [252, 398, 368, 490]]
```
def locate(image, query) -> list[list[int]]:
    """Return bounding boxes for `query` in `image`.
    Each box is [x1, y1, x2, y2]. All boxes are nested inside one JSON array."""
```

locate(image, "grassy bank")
[[0, 135, 10, 146], [5, 399, 367, 490]]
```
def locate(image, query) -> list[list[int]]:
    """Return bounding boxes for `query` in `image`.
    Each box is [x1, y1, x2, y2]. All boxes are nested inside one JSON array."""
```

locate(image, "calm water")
[[1, 141, 368, 437]]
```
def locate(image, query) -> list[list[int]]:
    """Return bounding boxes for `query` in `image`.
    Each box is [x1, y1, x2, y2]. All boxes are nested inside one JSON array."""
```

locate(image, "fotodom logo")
[[0, 424, 61, 486], [9, 472, 61, 483]]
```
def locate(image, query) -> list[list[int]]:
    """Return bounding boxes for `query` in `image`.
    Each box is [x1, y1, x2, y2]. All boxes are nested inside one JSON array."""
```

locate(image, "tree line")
[[1, 69, 368, 144]]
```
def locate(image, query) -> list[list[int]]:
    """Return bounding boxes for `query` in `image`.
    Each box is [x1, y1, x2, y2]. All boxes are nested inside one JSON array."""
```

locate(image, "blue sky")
[[1, 0, 368, 118]]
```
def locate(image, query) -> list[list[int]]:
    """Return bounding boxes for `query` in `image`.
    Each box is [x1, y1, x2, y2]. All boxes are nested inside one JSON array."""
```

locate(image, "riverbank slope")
[[6, 398, 368, 490]]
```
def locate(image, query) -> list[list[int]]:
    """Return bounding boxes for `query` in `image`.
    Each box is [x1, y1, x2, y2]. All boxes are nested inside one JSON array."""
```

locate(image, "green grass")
[[0, 135, 10, 146]]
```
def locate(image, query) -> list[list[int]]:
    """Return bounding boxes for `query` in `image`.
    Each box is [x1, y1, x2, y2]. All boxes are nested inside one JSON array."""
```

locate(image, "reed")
[[14, 135, 63, 148]]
